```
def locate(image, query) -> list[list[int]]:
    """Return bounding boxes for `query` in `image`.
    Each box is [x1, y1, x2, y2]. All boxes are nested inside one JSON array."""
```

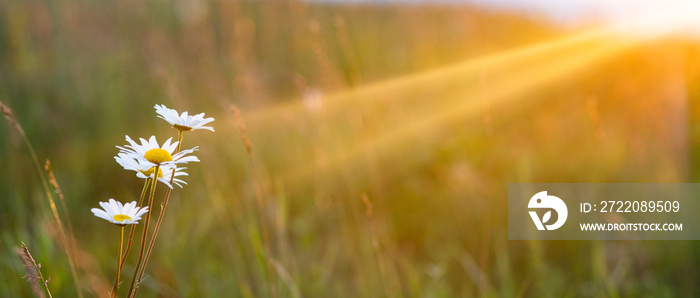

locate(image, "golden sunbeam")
[[244, 1, 700, 129], [261, 28, 642, 186], [244, 20, 648, 128], [233, 2, 699, 190], [283, 39, 635, 186]]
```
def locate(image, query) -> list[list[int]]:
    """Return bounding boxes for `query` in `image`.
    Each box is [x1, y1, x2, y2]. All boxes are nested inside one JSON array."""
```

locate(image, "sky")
[[463, 0, 699, 25], [311, 0, 700, 36]]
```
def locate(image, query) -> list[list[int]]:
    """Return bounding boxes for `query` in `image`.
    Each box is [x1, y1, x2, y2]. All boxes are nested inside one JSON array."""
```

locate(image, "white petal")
[[124, 202, 135, 215], [157, 177, 174, 189], [176, 156, 200, 163], [99, 201, 114, 217], [138, 161, 158, 171], [162, 137, 173, 151], [91, 208, 111, 221], [134, 207, 149, 219]]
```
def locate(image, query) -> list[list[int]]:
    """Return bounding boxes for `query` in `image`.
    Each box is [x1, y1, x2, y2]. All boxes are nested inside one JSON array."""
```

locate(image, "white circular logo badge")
[[528, 191, 568, 231]]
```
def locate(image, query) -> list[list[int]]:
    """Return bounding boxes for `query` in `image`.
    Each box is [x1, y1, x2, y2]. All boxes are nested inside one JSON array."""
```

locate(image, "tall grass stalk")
[[16, 242, 53, 298], [361, 194, 395, 297], [44, 160, 79, 280], [232, 105, 277, 297], [1, 100, 83, 297]]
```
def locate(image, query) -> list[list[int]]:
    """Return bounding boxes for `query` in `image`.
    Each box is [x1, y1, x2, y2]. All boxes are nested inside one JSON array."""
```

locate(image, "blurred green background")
[[2, 0, 700, 297]]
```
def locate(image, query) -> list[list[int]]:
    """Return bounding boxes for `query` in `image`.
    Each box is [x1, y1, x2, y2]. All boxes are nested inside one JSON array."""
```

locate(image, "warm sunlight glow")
[[253, 25, 639, 183], [605, 1, 700, 39]]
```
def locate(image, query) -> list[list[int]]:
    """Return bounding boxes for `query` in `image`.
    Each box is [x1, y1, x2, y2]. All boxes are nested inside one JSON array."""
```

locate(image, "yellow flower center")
[[144, 148, 173, 164], [113, 214, 132, 222], [173, 124, 194, 131], [140, 167, 164, 178]]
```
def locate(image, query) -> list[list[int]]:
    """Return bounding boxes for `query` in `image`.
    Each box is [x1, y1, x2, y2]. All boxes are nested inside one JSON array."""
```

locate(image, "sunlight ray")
[[235, 6, 695, 186], [270, 30, 638, 185], [244, 22, 641, 127]]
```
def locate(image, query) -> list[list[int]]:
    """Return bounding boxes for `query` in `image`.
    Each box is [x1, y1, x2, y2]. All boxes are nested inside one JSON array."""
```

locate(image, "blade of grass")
[[232, 105, 277, 298], [1, 100, 83, 297]]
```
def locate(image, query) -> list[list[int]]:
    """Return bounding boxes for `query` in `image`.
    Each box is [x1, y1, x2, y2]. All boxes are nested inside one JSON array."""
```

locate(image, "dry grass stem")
[[16, 242, 52, 298], [231, 105, 277, 297], [0, 100, 24, 133], [44, 160, 80, 279], [361, 194, 396, 297], [2, 100, 82, 297]]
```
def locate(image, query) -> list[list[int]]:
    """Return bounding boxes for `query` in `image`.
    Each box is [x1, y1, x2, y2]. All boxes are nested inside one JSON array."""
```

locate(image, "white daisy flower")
[[91, 198, 149, 226], [155, 104, 215, 132], [115, 153, 189, 188], [116, 135, 199, 172]]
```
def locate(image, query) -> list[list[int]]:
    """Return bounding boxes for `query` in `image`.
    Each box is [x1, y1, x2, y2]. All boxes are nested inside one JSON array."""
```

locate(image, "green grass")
[[2, 0, 700, 297]]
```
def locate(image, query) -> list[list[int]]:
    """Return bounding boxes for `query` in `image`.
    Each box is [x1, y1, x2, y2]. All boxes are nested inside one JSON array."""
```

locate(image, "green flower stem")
[[111, 226, 125, 298], [131, 131, 184, 297], [118, 179, 150, 273], [127, 167, 159, 297]]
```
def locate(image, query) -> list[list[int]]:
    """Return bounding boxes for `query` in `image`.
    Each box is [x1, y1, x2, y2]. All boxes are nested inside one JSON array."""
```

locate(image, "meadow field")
[[2, 0, 700, 297]]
